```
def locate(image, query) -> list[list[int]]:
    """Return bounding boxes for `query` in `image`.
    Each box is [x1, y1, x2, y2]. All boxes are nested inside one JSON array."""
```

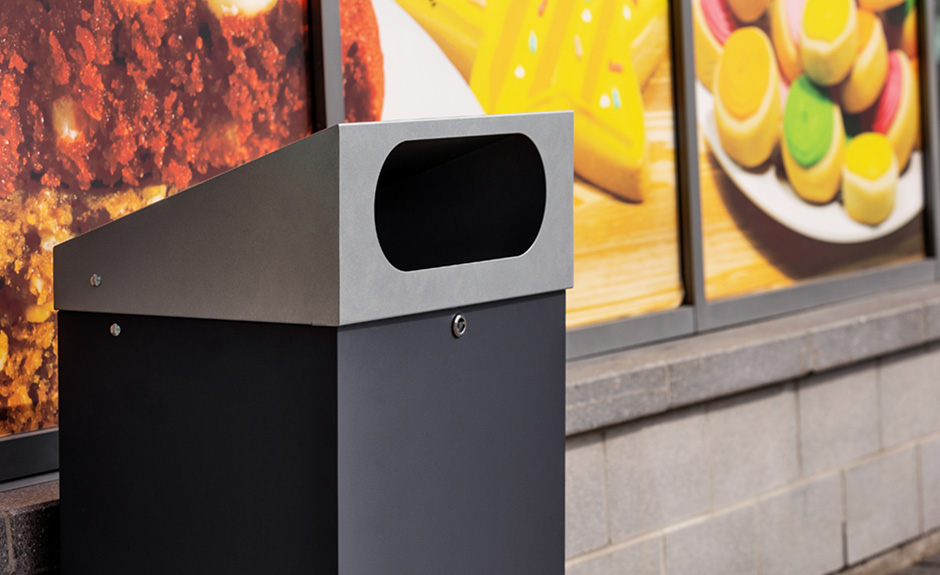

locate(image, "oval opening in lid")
[[375, 133, 546, 272]]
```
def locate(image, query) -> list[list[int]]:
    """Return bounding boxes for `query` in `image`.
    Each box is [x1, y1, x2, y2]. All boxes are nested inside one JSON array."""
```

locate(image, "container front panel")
[[337, 292, 565, 575]]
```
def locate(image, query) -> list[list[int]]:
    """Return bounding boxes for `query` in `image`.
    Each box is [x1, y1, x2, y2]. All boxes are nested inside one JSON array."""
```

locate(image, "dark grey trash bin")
[[54, 112, 573, 574]]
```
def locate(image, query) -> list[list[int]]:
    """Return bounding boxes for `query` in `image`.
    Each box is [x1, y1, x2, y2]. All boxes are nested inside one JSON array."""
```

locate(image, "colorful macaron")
[[901, 5, 918, 60], [881, 0, 917, 59], [913, 57, 922, 150], [857, 0, 906, 11], [714, 28, 781, 168], [782, 75, 845, 203], [842, 132, 898, 225], [727, 0, 771, 23], [886, 0, 920, 149], [869, 50, 919, 171], [693, 0, 737, 90], [800, 0, 858, 86], [770, 0, 807, 83], [838, 10, 888, 114]]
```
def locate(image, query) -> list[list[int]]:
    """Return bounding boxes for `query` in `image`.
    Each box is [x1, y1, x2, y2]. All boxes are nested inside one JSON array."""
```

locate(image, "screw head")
[[90, 274, 102, 287], [452, 314, 467, 338], [109, 323, 121, 337]]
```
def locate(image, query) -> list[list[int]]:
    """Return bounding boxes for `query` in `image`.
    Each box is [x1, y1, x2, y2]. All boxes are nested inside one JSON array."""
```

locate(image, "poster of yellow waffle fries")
[[339, 0, 686, 328], [694, 0, 926, 301]]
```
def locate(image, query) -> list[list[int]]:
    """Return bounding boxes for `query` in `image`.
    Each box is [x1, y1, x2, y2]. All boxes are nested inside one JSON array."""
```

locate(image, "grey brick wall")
[[845, 448, 920, 563], [566, 343, 940, 574], [605, 407, 710, 540], [707, 385, 799, 508], [798, 363, 881, 476], [664, 506, 759, 575], [880, 346, 940, 448], [565, 433, 607, 558], [758, 473, 844, 575], [922, 438, 940, 532]]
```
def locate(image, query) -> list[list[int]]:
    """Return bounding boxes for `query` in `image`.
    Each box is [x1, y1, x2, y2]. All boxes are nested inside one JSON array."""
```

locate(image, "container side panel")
[[58, 312, 338, 574]]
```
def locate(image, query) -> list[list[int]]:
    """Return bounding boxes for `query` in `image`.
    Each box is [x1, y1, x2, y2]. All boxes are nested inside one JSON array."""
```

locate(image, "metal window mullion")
[[919, 0, 940, 271], [672, 0, 707, 329], [316, 0, 345, 129]]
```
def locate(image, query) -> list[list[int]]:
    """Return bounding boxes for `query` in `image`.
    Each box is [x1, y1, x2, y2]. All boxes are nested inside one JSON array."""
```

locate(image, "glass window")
[[693, 0, 926, 301], [0, 0, 313, 438], [340, 0, 686, 328]]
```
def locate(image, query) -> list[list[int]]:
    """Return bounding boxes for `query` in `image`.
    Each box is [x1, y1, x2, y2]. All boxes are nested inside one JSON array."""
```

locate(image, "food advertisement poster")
[[0, 0, 312, 437], [339, 0, 685, 328], [694, 0, 925, 301]]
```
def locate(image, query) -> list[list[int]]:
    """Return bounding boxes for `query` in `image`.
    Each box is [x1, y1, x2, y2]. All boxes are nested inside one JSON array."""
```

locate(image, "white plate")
[[695, 82, 923, 244], [372, 0, 485, 121]]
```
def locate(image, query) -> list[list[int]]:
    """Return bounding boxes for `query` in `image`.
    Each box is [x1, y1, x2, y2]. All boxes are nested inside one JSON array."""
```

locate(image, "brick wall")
[[566, 343, 940, 574]]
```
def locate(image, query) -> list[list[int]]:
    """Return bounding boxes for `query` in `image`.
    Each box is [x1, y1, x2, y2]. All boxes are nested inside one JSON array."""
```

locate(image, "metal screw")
[[90, 274, 102, 287], [452, 314, 467, 338], [109, 323, 121, 337]]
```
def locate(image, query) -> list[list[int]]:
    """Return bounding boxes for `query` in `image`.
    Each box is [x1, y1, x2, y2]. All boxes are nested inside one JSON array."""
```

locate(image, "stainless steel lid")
[[54, 112, 573, 326]]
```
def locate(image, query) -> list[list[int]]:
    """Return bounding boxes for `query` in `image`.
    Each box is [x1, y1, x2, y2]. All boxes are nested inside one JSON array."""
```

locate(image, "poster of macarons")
[[694, 0, 923, 243]]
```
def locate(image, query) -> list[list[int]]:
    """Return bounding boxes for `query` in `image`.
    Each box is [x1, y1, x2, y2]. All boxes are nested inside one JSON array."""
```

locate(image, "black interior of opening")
[[375, 133, 546, 272]]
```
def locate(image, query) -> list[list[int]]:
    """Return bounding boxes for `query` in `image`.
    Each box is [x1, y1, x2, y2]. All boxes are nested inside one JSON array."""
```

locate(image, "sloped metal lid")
[[54, 112, 573, 326]]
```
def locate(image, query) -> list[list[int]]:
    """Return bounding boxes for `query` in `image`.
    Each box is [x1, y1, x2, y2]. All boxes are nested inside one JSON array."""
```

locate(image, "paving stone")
[[566, 352, 669, 436], [7, 501, 59, 575], [758, 473, 844, 575], [798, 363, 881, 476], [566, 432, 607, 558], [605, 407, 710, 541], [0, 481, 60, 575], [880, 345, 940, 448], [0, 508, 9, 575], [707, 384, 799, 507], [920, 438, 940, 531], [845, 447, 920, 564], [921, 552, 940, 566], [896, 566, 940, 574], [564, 537, 661, 575], [664, 506, 758, 575]]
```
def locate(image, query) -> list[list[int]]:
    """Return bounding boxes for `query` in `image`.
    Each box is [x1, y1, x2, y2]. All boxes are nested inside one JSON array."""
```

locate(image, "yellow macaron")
[[838, 10, 888, 114], [842, 132, 898, 225], [714, 27, 781, 168], [800, 0, 858, 86], [901, 4, 918, 60], [694, 0, 738, 90]]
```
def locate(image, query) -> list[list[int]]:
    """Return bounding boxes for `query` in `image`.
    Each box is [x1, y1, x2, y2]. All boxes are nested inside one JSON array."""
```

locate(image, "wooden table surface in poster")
[[566, 60, 685, 329]]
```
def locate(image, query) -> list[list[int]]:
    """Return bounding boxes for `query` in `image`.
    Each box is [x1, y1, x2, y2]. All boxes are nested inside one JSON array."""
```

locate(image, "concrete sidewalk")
[[897, 553, 940, 574]]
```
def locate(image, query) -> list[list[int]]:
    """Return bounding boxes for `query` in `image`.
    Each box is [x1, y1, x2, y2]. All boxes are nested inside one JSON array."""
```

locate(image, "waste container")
[[54, 112, 573, 574]]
